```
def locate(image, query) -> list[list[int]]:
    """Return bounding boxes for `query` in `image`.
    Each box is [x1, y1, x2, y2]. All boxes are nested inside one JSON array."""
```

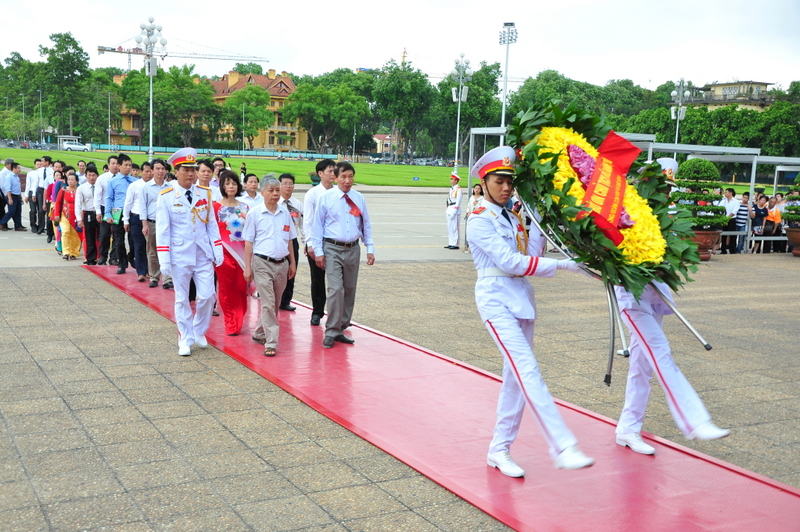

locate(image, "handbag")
[[764, 220, 776, 234]]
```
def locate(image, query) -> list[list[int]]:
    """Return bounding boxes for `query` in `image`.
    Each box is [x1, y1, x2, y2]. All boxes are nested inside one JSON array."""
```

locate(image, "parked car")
[[63, 141, 89, 152]]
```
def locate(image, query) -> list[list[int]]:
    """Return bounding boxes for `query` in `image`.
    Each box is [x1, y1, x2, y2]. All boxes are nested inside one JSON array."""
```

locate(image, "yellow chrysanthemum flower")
[[535, 126, 666, 265]]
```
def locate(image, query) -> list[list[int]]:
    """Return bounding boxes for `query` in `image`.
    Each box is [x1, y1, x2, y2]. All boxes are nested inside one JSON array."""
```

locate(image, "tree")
[[38, 33, 90, 135], [233, 62, 263, 75], [283, 82, 370, 153], [373, 60, 436, 161], [222, 84, 273, 149]]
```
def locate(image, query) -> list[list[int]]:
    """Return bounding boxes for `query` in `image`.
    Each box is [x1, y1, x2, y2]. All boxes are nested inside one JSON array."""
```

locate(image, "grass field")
[[0, 147, 790, 193], [0, 148, 456, 187]]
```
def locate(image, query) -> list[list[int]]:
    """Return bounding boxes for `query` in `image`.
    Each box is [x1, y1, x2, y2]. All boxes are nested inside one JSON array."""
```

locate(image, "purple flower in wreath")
[[567, 144, 596, 186], [233, 230, 243, 240]]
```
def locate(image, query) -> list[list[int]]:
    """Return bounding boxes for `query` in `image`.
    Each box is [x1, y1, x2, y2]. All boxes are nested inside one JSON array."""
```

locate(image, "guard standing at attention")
[[467, 146, 594, 478], [156, 148, 223, 356], [445, 172, 462, 249]]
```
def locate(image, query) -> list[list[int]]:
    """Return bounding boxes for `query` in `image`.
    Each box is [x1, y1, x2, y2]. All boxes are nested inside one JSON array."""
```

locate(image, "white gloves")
[[556, 260, 584, 274], [214, 252, 224, 268]]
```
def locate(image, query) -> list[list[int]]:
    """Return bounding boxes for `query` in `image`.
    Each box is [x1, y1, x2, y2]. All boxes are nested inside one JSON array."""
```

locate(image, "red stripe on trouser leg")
[[621, 309, 693, 432], [486, 319, 561, 454]]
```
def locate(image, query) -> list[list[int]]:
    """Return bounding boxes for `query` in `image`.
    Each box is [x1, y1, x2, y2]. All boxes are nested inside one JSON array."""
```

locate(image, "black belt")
[[255, 253, 287, 264], [324, 238, 359, 248], [147, 219, 156, 223]]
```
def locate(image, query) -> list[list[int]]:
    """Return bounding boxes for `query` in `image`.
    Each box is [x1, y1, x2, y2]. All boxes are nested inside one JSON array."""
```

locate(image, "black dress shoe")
[[212, 309, 219, 316], [333, 334, 355, 344], [280, 304, 297, 312], [149, 280, 158, 288], [310, 314, 321, 326], [323, 336, 334, 349], [97, 260, 107, 266], [47, 235, 53, 243], [109, 258, 119, 266], [116, 267, 126, 274], [162, 280, 173, 289]]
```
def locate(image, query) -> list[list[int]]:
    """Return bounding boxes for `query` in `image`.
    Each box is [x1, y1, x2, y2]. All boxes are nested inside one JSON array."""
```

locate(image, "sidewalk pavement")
[[1, 209, 798, 530]]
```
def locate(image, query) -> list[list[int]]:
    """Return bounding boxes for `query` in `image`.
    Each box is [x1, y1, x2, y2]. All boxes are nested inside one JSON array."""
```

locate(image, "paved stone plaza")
[[1, 191, 798, 530]]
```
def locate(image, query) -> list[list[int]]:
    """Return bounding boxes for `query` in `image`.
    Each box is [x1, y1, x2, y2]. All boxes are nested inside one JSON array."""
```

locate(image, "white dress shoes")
[[616, 432, 656, 455], [178, 341, 191, 356], [554, 445, 595, 470], [686, 421, 730, 441], [487, 450, 525, 478], [195, 335, 208, 349]]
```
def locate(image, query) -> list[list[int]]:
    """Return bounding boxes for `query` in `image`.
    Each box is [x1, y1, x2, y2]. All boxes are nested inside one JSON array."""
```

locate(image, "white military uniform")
[[468, 200, 579, 459], [614, 282, 712, 436], [446, 181, 462, 247], [156, 183, 223, 348]]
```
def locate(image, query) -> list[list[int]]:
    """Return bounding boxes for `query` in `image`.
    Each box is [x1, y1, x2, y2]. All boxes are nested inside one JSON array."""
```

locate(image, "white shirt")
[[25, 167, 40, 195], [278, 195, 304, 246], [0, 167, 11, 194], [303, 183, 332, 247], [38, 166, 53, 189], [719, 196, 739, 217], [310, 186, 374, 256], [123, 178, 146, 223], [94, 172, 114, 211], [237, 191, 261, 211], [242, 202, 296, 259], [138, 179, 170, 222], [75, 182, 97, 220], [76, 172, 87, 185]]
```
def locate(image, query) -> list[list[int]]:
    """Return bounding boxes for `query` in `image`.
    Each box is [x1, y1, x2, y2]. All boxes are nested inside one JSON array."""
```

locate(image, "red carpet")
[[88, 265, 800, 532]]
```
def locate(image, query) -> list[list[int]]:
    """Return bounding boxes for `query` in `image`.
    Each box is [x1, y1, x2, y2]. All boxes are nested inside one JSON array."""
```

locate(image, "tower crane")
[[97, 45, 269, 71]]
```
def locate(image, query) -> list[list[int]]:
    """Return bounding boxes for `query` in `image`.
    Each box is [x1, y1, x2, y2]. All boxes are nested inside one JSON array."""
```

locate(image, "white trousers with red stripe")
[[486, 315, 578, 459], [617, 308, 711, 436], [171, 246, 216, 347]]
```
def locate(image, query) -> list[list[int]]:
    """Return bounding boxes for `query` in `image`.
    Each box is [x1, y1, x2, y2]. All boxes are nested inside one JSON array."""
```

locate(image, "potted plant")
[[672, 158, 730, 260], [783, 176, 800, 256]]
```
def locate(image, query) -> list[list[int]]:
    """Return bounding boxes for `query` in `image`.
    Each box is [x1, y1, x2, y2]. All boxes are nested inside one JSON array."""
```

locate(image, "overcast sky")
[[4, 0, 798, 94]]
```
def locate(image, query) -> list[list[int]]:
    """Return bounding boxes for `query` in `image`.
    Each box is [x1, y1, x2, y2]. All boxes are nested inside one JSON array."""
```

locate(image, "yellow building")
[[109, 69, 308, 151], [688, 81, 775, 112], [211, 69, 308, 152]]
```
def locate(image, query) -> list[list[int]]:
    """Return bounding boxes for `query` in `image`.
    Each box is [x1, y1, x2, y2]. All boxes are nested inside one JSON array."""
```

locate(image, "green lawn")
[[0, 148, 456, 187]]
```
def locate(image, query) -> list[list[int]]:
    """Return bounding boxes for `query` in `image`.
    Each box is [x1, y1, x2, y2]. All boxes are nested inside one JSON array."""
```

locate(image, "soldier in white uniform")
[[467, 146, 594, 478], [444, 173, 462, 249], [614, 158, 729, 455], [156, 148, 223, 356]]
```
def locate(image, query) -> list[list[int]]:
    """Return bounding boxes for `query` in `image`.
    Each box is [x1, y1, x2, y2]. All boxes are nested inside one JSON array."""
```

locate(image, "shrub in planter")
[[672, 158, 730, 229]]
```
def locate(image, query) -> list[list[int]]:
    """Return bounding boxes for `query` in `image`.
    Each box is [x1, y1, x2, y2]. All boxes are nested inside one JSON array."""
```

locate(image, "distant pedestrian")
[[445, 172, 462, 249]]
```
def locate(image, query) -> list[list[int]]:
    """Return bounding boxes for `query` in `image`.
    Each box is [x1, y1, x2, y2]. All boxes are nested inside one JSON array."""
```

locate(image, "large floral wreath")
[[507, 101, 699, 298]]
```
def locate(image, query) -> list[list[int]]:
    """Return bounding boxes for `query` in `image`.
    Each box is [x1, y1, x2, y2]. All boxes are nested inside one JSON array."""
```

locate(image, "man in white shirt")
[[0, 158, 12, 222], [94, 155, 120, 265], [140, 159, 172, 288], [24, 158, 42, 231], [123, 161, 153, 282], [719, 188, 740, 254], [303, 160, 336, 326], [310, 162, 375, 349], [76, 160, 87, 184], [36, 156, 53, 235], [278, 173, 304, 312], [76, 164, 100, 264], [243, 176, 296, 357], [196, 159, 222, 202]]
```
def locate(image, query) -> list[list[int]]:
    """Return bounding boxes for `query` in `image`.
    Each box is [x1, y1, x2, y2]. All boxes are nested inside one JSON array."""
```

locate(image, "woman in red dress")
[[213, 170, 251, 335], [53, 170, 81, 260]]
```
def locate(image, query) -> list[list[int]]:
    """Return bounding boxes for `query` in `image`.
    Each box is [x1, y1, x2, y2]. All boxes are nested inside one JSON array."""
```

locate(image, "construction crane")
[[97, 45, 269, 71]]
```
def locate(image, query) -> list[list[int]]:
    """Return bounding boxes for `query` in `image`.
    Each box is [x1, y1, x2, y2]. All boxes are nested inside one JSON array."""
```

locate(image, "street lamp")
[[450, 53, 472, 176], [37, 89, 43, 144], [19, 94, 25, 141], [134, 17, 167, 161], [670, 77, 691, 156], [242, 102, 246, 152], [108, 92, 112, 147], [499, 22, 518, 145]]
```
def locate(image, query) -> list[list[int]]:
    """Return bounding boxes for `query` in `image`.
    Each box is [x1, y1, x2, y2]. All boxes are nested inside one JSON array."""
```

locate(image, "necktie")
[[186, 190, 192, 204], [343, 193, 361, 216], [501, 209, 512, 224]]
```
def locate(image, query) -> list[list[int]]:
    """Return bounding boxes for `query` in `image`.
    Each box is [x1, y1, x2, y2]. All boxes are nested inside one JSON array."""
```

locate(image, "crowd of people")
[[6, 151, 375, 359]]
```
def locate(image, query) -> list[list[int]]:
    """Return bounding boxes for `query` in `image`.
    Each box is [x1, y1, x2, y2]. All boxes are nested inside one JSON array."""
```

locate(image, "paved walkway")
[[1, 199, 799, 530]]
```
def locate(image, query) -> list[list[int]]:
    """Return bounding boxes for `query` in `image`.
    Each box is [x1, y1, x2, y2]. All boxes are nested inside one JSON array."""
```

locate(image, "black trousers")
[[35, 188, 46, 233], [111, 219, 130, 268], [722, 218, 738, 254], [0, 192, 6, 220], [129, 213, 148, 276], [281, 238, 300, 307], [82, 211, 99, 263], [98, 206, 113, 263], [306, 244, 326, 316]]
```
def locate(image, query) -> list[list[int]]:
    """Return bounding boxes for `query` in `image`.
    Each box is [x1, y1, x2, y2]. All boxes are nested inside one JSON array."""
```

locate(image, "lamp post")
[[134, 17, 167, 161], [450, 53, 472, 176], [499, 22, 517, 145], [670, 77, 691, 157], [107, 92, 112, 147], [19, 94, 25, 141], [37, 89, 43, 144], [242, 102, 246, 152]]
